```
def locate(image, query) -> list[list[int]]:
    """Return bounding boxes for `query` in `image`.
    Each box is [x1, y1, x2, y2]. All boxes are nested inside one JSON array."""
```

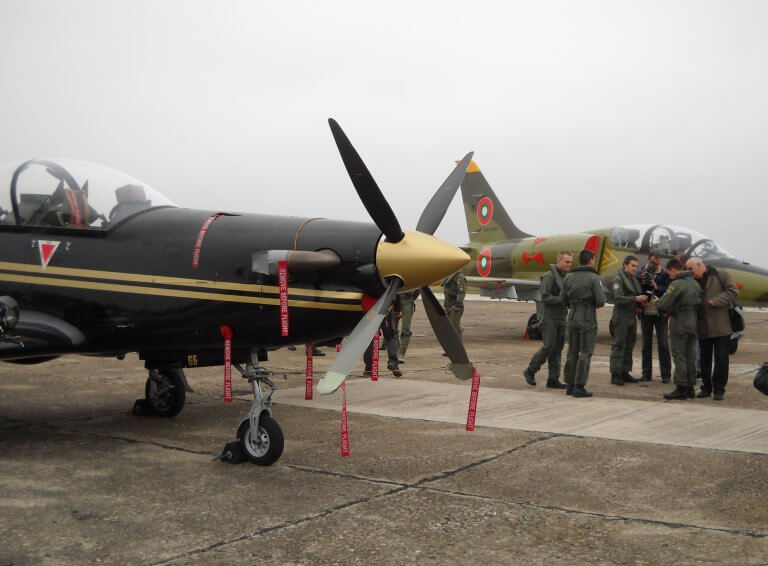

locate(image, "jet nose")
[[375, 229, 470, 291]]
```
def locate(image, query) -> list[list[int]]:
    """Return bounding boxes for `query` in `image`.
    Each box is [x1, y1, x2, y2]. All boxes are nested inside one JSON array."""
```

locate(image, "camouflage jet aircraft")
[[458, 161, 768, 349]]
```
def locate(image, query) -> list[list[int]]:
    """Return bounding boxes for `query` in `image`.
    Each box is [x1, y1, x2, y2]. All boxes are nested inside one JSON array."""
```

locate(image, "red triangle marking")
[[39, 241, 60, 268]]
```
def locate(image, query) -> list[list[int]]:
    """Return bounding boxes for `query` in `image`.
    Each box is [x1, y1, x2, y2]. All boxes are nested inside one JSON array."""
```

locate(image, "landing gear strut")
[[222, 351, 284, 466], [133, 368, 187, 417]]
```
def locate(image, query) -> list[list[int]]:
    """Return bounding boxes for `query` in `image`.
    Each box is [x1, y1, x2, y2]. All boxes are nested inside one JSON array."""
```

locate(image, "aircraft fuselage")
[[0, 207, 384, 367]]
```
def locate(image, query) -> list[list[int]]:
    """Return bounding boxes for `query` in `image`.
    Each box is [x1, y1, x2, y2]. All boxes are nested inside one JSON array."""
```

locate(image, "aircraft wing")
[[466, 276, 540, 300], [0, 311, 87, 360]]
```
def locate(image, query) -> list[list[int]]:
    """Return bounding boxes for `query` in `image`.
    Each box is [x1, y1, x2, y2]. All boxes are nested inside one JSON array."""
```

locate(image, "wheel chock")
[[214, 440, 245, 464]]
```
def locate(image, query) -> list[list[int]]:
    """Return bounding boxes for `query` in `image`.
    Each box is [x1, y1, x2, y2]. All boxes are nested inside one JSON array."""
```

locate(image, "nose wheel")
[[218, 351, 284, 466], [237, 414, 284, 465]]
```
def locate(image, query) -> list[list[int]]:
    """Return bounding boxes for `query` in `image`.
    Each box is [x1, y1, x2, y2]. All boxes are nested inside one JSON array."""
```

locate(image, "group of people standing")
[[524, 249, 739, 400]]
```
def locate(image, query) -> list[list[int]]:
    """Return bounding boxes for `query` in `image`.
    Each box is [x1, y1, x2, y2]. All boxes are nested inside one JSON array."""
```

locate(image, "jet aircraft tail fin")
[[460, 161, 531, 244]]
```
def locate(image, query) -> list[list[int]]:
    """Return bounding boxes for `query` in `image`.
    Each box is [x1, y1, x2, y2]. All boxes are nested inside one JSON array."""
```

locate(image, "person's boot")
[[661, 376, 671, 384], [572, 385, 593, 398], [663, 386, 688, 400], [713, 390, 725, 401], [640, 374, 652, 382], [387, 363, 402, 378], [610, 374, 625, 386], [686, 387, 696, 399], [523, 368, 536, 386], [546, 380, 567, 389], [622, 372, 639, 384], [565, 385, 574, 395], [696, 388, 711, 399], [312, 347, 326, 357]]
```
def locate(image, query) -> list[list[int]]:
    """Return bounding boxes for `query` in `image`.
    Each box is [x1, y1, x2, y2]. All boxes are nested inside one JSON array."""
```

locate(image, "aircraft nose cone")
[[375, 230, 470, 291]]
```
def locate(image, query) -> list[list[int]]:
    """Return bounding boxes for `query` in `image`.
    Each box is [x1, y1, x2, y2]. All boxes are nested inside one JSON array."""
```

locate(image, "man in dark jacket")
[[686, 257, 739, 400], [658, 259, 701, 400], [559, 249, 607, 398], [609, 256, 648, 385], [524, 251, 572, 388], [636, 253, 672, 383]]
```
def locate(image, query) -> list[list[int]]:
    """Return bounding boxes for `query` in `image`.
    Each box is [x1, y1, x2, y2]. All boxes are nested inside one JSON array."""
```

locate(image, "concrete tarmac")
[[1, 300, 767, 564]]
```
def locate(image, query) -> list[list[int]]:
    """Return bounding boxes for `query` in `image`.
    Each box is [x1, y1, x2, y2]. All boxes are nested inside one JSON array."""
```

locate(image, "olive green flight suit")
[[657, 271, 701, 389], [527, 266, 567, 382], [609, 269, 643, 377], [443, 272, 466, 338], [397, 290, 419, 359], [560, 266, 607, 386]]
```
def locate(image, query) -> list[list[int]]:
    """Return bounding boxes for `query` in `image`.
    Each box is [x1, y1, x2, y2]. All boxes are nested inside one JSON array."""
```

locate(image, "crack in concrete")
[[410, 434, 556, 487], [0, 414, 214, 457], [415, 484, 768, 539]]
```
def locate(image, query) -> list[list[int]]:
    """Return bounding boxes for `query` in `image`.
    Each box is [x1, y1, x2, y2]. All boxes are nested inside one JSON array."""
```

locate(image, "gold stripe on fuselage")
[[0, 261, 361, 299], [0, 266, 363, 311]]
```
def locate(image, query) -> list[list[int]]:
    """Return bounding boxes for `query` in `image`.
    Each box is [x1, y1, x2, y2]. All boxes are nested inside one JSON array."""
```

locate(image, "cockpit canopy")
[[0, 159, 176, 229], [609, 223, 733, 261]]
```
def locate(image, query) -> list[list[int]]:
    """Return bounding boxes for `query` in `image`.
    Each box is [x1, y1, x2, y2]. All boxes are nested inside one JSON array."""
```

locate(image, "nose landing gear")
[[220, 351, 284, 466]]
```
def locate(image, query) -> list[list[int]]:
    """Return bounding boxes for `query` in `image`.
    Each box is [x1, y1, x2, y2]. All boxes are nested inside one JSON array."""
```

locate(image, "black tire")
[[144, 368, 186, 418], [237, 414, 284, 466], [728, 338, 739, 355], [526, 313, 542, 340]]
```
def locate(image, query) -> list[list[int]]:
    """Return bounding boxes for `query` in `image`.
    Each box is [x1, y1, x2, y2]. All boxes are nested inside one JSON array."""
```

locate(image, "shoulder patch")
[[613, 283, 620, 290], [668, 284, 676, 292]]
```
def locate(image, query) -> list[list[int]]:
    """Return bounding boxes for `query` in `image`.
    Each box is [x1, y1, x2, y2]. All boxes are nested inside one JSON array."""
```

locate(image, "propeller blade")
[[328, 118, 404, 243], [415, 152, 474, 235], [420, 286, 474, 380], [317, 278, 403, 395]]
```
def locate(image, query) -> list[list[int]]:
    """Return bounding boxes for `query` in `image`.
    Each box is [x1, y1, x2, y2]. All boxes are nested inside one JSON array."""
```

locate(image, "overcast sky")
[[1, 1, 766, 265]]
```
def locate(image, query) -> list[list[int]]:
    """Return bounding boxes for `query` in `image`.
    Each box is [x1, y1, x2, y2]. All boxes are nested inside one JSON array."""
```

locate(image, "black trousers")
[[640, 315, 671, 379], [699, 335, 731, 393], [364, 318, 399, 369]]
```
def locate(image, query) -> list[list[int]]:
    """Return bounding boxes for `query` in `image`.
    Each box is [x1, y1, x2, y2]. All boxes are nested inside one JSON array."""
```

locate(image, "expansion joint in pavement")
[[0, 414, 214, 457], [415, 485, 768, 540], [410, 434, 557, 487]]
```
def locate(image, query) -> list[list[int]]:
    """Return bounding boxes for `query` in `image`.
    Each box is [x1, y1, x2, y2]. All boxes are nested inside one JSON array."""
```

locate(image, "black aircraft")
[[0, 120, 474, 465]]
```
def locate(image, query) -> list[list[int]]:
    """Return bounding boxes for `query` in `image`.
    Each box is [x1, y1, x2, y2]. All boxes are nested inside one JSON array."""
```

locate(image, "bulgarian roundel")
[[477, 248, 492, 277], [476, 196, 494, 226]]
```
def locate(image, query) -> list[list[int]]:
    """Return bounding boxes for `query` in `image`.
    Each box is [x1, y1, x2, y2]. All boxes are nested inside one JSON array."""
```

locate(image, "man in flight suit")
[[524, 251, 572, 388], [397, 289, 420, 363], [443, 271, 466, 338], [364, 295, 403, 377], [657, 259, 701, 400], [559, 249, 607, 398], [609, 256, 648, 386]]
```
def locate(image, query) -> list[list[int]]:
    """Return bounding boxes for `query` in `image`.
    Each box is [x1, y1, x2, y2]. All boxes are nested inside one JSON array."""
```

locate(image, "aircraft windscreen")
[[609, 224, 733, 260], [0, 158, 176, 229]]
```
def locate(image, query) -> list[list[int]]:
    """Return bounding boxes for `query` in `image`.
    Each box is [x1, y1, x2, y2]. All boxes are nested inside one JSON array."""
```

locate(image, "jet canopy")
[[0, 158, 176, 229], [609, 223, 734, 261]]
